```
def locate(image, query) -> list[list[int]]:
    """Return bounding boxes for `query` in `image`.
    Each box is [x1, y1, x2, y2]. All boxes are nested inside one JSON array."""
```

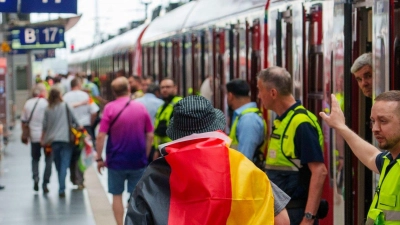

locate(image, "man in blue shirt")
[[135, 84, 164, 125], [226, 79, 265, 160]]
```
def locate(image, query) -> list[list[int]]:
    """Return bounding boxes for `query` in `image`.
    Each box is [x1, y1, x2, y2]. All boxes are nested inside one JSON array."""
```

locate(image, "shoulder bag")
[[66, 103, 79, 145], [21, 98, 40, 144]]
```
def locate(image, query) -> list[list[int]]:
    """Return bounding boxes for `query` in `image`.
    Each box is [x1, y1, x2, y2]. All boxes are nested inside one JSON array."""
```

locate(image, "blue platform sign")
[[20, 0, 77, 14], [0, 0, 18, 12], [10, 26, 66, 50]]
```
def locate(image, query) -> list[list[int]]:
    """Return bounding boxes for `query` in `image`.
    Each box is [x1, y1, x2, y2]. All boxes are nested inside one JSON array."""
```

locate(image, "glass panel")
[[374, 37, 386, 96]]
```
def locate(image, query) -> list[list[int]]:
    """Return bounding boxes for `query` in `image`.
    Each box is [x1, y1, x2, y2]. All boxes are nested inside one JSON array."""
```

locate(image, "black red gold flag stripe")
[[125, 133, 274, 225]]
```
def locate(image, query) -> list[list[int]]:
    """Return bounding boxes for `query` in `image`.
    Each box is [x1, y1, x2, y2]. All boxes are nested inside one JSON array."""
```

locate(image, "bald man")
[[96, 77, 154, 225]]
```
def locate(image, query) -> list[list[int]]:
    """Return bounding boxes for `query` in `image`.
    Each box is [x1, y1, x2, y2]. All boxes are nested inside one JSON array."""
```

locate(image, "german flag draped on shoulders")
[[125, 130, 275, 225]]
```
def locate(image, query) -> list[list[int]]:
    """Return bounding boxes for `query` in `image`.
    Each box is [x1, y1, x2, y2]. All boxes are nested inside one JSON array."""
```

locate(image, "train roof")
[[67, 48, 92, 65], [91, 24, 147, 59], [141, 1, 198, 43], [183, 0, 266, 29]]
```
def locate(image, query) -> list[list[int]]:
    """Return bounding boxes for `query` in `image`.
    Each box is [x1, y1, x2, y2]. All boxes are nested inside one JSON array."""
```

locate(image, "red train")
[[68, 0, 400, 224]]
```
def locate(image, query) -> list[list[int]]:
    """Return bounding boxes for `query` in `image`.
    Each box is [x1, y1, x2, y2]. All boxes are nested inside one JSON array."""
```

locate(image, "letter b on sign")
[[25, 28, 36, 44]]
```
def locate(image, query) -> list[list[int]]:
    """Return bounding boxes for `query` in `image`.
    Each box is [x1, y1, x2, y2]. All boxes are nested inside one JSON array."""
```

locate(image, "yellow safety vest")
[[83, 82, 100, 105], [366, 153, 400, 225], [229, 107, 268, 169], [266, 105, 324, 171], [153, 96, 182, 148], [229, 107, 267, 149]]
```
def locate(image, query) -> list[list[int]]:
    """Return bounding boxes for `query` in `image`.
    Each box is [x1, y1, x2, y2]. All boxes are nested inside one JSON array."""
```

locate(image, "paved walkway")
[[0, 121, 118, 225]]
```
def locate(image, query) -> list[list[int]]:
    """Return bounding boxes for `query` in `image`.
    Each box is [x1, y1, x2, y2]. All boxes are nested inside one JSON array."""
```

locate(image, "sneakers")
[[77, 184, 85, 190], [59, 192, 65, 198], [43, 185, 49, 194], [33, 181, 39, 191]]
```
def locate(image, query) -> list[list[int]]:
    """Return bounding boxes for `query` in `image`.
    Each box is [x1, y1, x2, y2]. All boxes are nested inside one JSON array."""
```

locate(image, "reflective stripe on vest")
[[266, 105, 324, 171], [153, 96, 182, 148], [228, 107, 267, 148], [366, 154, 400, 224]]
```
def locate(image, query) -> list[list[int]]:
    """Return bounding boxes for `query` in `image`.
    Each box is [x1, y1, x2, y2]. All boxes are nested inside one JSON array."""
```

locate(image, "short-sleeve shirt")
[[376, 151, 400, 173], [21, 97, 48, 143], [63, 90, 99, 126], [271, 181, 290, 216], [99, 96, 153, 170], [267, 101, 324, 200], [231, 102, 265, 160]]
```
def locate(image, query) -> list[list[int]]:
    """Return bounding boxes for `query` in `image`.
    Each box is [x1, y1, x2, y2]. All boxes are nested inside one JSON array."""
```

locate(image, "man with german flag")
[[125, 95, 290, 225]]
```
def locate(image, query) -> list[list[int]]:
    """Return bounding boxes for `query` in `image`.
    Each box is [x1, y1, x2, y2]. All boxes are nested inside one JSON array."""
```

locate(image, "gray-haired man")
[[351, 52, 372, 98]]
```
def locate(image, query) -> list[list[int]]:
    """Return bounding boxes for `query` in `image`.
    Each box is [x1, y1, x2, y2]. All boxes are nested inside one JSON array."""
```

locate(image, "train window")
[[192, 34, 200, 94], [283, 9, 293, 75], [172, 40, 180, 92], [250, 19, 261, 102], [228, 24, 235, 80], [239, 25, 246, 80], [374, 37, 386, 96], [306, 3, 323, 115], [200, 31, 206, 82], [125, 52, 129, 74], [276, 11, 283, 67], [154, 43, 160, 79], [184, 35, 193, 96], [393, 3, 400, 90], [166, 40, 172, 78], [394, 37, 400, 90]]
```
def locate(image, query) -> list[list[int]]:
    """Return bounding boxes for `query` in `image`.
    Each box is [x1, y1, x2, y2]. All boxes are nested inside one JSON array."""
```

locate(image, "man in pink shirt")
[[96, 77, 153, 225]]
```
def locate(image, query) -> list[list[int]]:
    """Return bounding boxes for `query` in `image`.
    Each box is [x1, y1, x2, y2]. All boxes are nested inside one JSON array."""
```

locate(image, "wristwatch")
[[304, 212, 316, 220], [96, 158, 103, 162]]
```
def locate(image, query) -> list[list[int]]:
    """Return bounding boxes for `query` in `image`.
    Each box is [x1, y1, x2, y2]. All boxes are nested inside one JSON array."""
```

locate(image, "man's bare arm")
[[96, 132, 106, 174], [319, 94, 380, 173], [146, 132, 154, 158], [301, 162, 327, 225], [274, 208, 290, 225]]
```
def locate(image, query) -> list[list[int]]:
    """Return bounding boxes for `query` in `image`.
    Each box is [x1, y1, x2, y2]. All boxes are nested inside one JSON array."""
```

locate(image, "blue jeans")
[[52, 142, 73, 194], [108, 168, 145, 195]]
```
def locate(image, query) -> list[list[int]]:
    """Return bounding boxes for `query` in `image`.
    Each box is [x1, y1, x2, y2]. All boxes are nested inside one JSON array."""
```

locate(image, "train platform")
[[0, 121, 127, 225]]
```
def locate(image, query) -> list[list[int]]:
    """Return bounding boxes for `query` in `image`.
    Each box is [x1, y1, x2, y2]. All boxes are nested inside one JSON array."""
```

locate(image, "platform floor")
[[0, 121, 130, 225]]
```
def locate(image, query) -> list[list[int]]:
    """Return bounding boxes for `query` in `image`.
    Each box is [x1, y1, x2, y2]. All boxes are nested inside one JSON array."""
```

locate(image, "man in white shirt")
[[21, 83, 51, 193], [63, 78, 99, 189]]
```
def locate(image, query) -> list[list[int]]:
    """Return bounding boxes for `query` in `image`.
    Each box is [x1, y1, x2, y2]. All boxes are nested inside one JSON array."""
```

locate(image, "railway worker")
[[257, 66, 327, 225], [96, 77, 153, 225], [21, 83, 52, 193], [128, 75, 144, 99], [226, 79, 266, 167], [125, 95, 290, 225], [152, 78, 182, 159], [351, 52, 373, 98], [320, 90, 400, 224]]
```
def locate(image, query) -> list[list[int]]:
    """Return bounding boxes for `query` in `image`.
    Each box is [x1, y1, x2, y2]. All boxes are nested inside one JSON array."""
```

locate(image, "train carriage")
[[67, 0, 400, 224]]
